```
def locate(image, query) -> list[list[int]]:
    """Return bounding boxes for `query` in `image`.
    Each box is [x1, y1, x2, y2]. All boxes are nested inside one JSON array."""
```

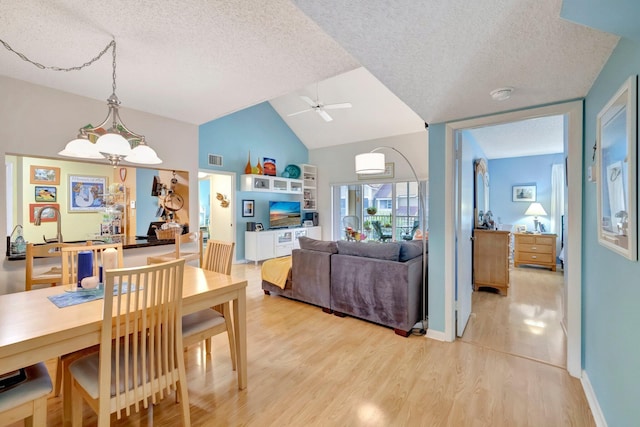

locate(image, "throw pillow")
[[298, 237, 338, 254], [399, 240, 425, 261], [336, 241, 400, 261]]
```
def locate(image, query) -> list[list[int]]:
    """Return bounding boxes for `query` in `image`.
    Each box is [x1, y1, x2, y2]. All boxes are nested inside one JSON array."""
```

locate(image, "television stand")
[[245, 226, 321, 265]]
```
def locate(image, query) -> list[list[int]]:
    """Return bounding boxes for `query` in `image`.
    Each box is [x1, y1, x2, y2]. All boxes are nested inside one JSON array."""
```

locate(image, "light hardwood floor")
[[31, 262, 592, 426]]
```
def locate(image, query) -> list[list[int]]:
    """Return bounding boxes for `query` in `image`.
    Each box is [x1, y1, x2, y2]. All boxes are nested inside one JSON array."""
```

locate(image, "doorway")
[[445, 101, 583, 377], [198, 170, 236, 248]]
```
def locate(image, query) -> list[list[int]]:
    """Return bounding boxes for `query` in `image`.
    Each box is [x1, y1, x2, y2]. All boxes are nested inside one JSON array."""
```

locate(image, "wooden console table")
[[514, 233, 557, 271]]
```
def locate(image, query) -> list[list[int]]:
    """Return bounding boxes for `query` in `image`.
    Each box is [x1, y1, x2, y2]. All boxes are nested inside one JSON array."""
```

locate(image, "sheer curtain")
[[550, 163, 565, 256]]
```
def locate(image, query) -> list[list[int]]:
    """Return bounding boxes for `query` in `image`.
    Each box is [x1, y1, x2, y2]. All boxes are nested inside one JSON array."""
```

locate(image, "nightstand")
[[514, 233, 557, 271]]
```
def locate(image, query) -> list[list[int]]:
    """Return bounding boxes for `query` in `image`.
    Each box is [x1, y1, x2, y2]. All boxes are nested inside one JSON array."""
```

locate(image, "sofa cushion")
[[298, 237, 338, 254], [336, 241, 400, 261], [399, 240, 425, 262]]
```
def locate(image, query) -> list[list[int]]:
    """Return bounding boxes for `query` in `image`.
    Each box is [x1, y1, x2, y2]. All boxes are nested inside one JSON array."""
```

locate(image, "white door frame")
[[198, 169, 236, 244], [442, 101, 583, 377]]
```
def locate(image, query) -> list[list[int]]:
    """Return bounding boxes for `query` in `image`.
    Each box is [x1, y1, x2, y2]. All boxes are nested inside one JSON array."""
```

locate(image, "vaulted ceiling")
[[0, 1, 619, 151]]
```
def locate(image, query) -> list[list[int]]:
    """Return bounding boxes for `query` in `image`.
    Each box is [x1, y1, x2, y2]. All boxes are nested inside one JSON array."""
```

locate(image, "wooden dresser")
[[473, 230, 511, 296], [514, 233, 557, 271]]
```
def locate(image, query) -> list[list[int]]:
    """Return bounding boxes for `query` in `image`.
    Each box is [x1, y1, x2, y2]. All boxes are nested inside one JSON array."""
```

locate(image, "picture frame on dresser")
[[596, 75, 637, 261]]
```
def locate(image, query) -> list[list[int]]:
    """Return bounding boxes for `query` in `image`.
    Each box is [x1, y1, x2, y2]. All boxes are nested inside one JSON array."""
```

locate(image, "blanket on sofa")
[[261, 256, 292, 289]]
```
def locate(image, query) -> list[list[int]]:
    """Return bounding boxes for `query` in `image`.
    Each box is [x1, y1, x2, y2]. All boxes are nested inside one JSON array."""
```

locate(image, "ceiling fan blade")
[[300, 96, 317, 107], [323, 102, 352, 110], [316, 109, 333, 122], [287, 108, 313, 117]]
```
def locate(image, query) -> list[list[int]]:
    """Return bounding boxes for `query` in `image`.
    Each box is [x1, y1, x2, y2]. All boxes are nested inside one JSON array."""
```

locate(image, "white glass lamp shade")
[[95, 133, 133, 156], [355, 152, 385, 174], [58, 138, 104, 159], [125, 144, 163, 165], [524, 202, 547, 216]]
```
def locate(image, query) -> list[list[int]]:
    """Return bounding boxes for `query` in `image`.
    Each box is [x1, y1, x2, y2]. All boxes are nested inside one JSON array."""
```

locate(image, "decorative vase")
[[244, 151, 252, 174], [256, 158, 263, 175]]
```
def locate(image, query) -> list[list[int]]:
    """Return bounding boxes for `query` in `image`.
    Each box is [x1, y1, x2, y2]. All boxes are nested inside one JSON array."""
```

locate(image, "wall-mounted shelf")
[[240, 174, 303, 194], [300, 164, 317, 210]]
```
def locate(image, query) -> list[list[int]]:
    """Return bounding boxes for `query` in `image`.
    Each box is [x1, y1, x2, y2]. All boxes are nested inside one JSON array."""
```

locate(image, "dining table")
[[0, 264, 248, 402]]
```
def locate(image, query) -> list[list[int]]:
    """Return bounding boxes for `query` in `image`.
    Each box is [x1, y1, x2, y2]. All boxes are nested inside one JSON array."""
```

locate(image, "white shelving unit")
[[245, 226, 322, 264], [300, 164, 317, 210], [241, 174, 303, 194]]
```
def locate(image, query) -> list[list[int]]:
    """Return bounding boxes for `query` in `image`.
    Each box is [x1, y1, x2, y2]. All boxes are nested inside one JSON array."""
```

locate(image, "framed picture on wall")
[[512, 185, 536, 202], [29, 203, 59, 223], [69, 175, 107, 212], [34, 186, 57, 202], [242, 199, 255, 217], [30, 165, 60, 185]]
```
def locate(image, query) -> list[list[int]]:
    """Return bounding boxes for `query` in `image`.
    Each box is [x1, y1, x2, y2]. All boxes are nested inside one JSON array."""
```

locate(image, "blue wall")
[[582, 37, 640, 426], [199, 102, 308, 259], [488, 153, 563, 232]]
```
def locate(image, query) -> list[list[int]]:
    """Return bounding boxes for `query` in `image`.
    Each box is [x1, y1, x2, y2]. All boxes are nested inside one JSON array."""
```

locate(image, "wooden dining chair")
[[147, 230, 203, 267], [181, 240, 236, 368], [0, 363, 52, 427], [58, 242, 124, 421], [67, 259, 190, 427], [25, 242, 71, 291]]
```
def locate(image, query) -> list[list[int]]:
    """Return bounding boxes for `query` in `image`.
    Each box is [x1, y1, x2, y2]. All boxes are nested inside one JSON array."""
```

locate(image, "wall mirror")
[[596, 75, 637, 260], [474, 159, 490, 228]]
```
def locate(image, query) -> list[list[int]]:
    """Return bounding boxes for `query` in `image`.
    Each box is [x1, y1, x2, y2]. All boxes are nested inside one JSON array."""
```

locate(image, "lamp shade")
[[355, 152, 385, 174], [125, 144, 163, 164], [95, 133, 133, 156], [524, 202, 547, 216], [58, 138, 104, 159]]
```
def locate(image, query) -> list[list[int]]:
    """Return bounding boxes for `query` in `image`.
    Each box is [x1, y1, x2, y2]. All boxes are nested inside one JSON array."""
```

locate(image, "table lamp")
[[524, 202, 547, 232]]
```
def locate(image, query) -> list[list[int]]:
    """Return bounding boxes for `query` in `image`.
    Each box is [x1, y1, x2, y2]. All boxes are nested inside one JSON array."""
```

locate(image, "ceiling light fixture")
[[490, 87, 513, 101], [1, 38, 161, 167]]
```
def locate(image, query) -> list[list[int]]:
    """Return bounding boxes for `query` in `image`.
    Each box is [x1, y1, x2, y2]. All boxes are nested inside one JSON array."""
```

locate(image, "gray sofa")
[[262, 237, 426, 336]]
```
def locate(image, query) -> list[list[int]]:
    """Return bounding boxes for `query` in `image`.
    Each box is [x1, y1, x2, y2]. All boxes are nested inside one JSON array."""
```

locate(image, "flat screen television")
[[269, 201, 301, 229]]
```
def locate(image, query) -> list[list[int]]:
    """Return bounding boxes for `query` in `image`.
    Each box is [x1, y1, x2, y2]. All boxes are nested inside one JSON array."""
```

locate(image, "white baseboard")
[[425, 329, 447, 341], [581, 370, 608, 427]]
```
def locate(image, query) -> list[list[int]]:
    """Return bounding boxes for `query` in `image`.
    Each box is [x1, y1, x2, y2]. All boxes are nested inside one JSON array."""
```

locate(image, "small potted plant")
[[363, 220, 371, 231], [366, 206, 377, 215]]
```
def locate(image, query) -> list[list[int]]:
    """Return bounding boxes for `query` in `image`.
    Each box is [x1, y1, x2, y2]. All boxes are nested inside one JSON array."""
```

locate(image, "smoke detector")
[[490, 87, 513, 101]]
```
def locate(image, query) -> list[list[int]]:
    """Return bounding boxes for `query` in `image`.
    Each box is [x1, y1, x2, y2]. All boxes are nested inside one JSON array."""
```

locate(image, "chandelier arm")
[[112, 109, 145, 142]]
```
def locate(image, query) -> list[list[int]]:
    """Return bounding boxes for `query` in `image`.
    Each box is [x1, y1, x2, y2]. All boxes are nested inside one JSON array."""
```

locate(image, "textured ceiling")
[[0, 0, 358, 125], [293, 0, 619, 125], [0, 0, 620, 153], [467, 115, 564, 160]]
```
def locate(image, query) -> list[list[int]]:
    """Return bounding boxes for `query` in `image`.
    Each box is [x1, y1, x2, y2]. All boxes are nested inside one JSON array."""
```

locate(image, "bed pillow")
[[298, 237, 338, 254], [336, 241, 400, 261]]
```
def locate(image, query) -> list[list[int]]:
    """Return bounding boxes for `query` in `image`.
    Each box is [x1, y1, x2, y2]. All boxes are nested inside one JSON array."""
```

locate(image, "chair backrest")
[[175, 231, 203, 266], [371, 220, 383, 237], [100, 258, 186, 419], [202, 240, 235, 275], [61, 242, 124, 285], [342, 215, 360, 230], [25, 242, 77, 290]]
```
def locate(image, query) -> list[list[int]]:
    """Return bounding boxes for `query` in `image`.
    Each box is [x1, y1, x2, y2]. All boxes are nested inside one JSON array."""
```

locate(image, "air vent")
[[208, 154, 223, 167]]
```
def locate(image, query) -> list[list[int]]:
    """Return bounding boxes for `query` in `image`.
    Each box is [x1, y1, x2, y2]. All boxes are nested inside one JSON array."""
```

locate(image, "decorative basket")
[[155, 227, 180, 240]]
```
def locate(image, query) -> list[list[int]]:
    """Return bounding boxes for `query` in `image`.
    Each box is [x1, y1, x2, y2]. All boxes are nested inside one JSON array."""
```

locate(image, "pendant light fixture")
[[1, 37, 162, 166]]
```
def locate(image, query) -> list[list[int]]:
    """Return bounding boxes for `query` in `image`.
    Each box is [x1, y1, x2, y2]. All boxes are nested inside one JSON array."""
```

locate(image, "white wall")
[[309, 130, 428, 240], [0, 76, 199, 294]]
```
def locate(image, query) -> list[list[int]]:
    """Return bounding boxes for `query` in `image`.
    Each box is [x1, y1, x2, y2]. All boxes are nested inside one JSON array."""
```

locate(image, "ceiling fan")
[[287, 84, 352, 122]]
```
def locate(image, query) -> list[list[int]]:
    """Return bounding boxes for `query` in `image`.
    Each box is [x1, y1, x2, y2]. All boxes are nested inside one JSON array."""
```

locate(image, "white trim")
[[443, 100, 583, 375], [425, 328, 447, 341], [581, 370, 608, 427]]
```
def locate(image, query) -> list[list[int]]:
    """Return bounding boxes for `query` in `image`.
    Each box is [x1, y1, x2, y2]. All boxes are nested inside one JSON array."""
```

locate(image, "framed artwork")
[[29, 203, 59, 223], [263, 157, 276, 176], [69, 175, 107, 212], [596, 75, 637, 260], [30, 165, 60, 185], [512, 185, 536, 202], [515, 224, 527, 233], [358, 162, 394, 180], [34, 186, 57, 202], [242, 199, 255, 217]]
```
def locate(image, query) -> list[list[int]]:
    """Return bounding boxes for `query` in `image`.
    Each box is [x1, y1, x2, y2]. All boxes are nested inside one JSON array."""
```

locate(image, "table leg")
[[233, 290, 247, 389]]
